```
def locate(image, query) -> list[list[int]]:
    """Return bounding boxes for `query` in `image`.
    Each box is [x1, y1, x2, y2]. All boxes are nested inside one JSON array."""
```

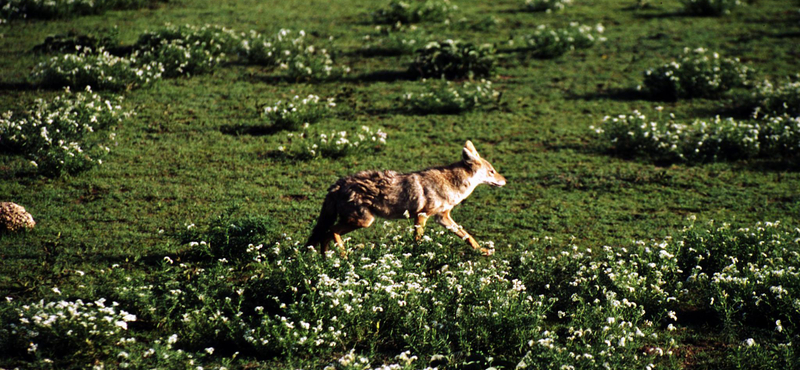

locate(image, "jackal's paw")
[[478, 247, 494, 257]]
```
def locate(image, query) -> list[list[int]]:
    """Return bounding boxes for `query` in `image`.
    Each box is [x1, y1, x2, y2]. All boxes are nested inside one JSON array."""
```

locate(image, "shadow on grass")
[[567, 87, 645, 102], [345, 69, 417, 83], [0, 81, 39, 91], [219, 123, 282, 136]]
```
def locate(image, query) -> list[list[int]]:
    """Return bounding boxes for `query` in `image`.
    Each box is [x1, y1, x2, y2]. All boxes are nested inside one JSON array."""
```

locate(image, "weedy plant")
[[262, 94, 336, 131], [521, 23, 605, 59], [33, 28, 121, 54], [134, 23, 240, 77], [1, 298, 138, 364], [0, 0, 165, 22], [749, 77, 800, 117], [643, 47, 754, 101], [371, 0, 458, 25], [0, 87, 128, 176], [239, 29, 348, 81], [680, 0, 742, 16], [523, 0, 573, 12], [592, 109, 800, 163], [31, 48, 164, 91], [403, 79, 500, 114], [360, 25, 431, 56], [276, 126, 387, 160], [409, 39, 495, 79]]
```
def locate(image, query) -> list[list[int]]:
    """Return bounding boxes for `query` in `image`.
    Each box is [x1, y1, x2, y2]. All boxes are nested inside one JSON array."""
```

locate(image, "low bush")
[[681, 0, 742, 16], [31, 48, 163, 91], [360, 25, 431, 56], [521, 23, 605, 59], [593, 109, 800, 163], [0, 0, 165, 22], [524, 0, 573, 12], [0, 87, 129, 176], [262, 94, 336, 131], [33, 28, 121, 54], [179, 210, 281, 261], [135, 24, 240, 77], [750, 77, 800, 117], [371, 0, 457, 24], [276, 126, 387, 160], [643, 47, 754, 101], [408, 39, 495, 79], [403, 79, 500, 114], [239, 29, 348, 81]]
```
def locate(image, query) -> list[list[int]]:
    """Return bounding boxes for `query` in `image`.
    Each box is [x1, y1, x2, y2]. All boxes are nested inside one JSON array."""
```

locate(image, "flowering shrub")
[[409, 39, 495, 79], [679, 221, 800, 334], [750, 78, 800, 117], [403, 79, 500, 114], [31, 48, 163, 91], [262, 94, 336, 131], [240, 29, 348, 81], [5, 216, 798, 368], [372, 0, 458, 24], [33, 28, 120, 54], [135, 24, 240, 77], [643, 47, 754, 101], [522, 23, 605, 59], [276, 126, 387, 160], [361, 25, 431, 56], [681, 0, 741, 16], [0, 87, 128, 176], [2, 298, 137, 362], [524, 0, 573, 12], [592, 109, 800, 162], [0, 0, 159, 21]]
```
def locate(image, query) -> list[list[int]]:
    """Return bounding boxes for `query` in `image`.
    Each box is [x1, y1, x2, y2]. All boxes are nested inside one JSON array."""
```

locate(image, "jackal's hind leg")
[[414, 213, 429, 241], [436, 210, 491, 256]]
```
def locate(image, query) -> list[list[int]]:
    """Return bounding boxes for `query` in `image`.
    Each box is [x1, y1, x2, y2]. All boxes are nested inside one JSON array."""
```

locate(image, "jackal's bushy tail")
[[305, 191, 338, 248]]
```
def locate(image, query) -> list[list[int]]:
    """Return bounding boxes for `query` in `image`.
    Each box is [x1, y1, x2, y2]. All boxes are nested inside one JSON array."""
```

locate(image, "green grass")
[[1, 0, 799, 368]]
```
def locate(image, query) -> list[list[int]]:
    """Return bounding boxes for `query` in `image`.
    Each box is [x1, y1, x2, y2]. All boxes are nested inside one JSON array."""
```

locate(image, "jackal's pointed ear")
[[462, 140, 481, 163]]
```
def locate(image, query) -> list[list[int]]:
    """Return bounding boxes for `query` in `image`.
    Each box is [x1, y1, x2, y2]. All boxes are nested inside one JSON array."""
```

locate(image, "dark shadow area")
[[567, 87, 645, 102], [344, 47, 412, 58], [0, 81, 39, 92], [634, 11, 689, 20], [219, 123, 282, 136], [345, 69, 417, 83]]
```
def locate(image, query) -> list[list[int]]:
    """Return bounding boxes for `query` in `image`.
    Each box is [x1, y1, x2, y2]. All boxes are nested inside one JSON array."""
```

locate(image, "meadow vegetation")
[[1, 0, 799, 369]]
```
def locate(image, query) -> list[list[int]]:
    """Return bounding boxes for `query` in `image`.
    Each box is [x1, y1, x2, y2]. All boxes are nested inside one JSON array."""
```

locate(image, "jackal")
[[305, 141, 506, 256]]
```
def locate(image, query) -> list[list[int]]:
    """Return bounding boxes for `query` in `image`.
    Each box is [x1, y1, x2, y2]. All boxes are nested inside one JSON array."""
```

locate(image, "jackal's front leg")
[[436, 210, 492, 256], [414, 213, 428, 241]]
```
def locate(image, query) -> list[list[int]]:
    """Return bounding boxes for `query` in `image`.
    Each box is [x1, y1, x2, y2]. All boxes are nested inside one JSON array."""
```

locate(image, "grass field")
[[1, 0, 799, 368]]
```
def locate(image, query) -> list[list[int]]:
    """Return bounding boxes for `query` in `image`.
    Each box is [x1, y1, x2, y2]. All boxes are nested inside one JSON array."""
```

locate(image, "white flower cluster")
[[263, 94, 336, 130], [31, 47, 164, 91], [371, 0, 458, 25], [522, 23, 605, 58], [403, 79, 500, 114], [0, 86, 129, 176], [278, 126, 387, 159], [240, 29, 348, 81], [135, 23, 241, 77], [751, 77, 800, 117], [593, 109, 800, 162], [643, 47, 753, 100], [8, 298, 137, 355], [524, 0, 573, 12]]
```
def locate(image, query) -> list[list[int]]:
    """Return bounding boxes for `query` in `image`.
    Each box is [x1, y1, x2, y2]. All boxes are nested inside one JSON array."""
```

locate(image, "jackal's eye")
[[488, 169, 495, 175]]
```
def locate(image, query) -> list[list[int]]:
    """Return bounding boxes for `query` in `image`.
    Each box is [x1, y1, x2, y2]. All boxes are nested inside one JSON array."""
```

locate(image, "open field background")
[[1, 0, 799, 369]]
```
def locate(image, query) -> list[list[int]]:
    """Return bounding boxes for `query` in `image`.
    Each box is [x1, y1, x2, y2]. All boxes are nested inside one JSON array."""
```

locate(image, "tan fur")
[[306, 141, 506, 256]]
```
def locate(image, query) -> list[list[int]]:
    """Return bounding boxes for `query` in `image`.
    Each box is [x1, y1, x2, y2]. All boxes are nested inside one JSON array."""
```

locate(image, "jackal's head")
[[462, 141, 506, 187]]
